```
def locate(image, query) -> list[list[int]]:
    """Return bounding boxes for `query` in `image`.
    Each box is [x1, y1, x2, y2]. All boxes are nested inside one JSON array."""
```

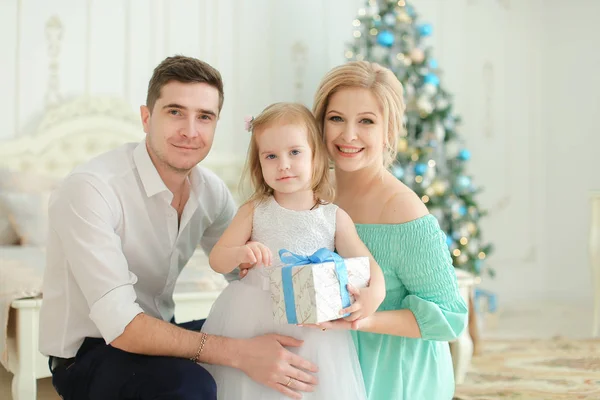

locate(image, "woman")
[[311, 61, 468, 400]]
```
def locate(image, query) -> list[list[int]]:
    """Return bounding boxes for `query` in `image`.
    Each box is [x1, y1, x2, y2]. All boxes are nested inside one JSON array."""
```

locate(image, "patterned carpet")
[[454, 337, 600, 400]]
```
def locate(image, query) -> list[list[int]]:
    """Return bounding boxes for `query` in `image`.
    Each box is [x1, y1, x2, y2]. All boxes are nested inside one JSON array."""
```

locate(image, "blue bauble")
[[383, 13, 396, 26], [458, 149, 471, 161], [428, 140, 438, 148], [458, 206, 467, 216], [428, 59, 438, 69], [457, 175, 471, 188], [406, 5, 416, 17], [418, 23, 433, 36], [446, 235, 453, 248], [424, 73, 439, 87], [373, 19, 382, 28], [414, 163, 427, 176], [474, 260, 483, 273], [392, 165, 404, 179], [377, 31, 395, 47]]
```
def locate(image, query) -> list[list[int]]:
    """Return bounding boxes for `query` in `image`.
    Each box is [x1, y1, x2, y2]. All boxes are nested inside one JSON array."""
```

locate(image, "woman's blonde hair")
[[241, 102, 334, 205], [313, 61, 406, 168]]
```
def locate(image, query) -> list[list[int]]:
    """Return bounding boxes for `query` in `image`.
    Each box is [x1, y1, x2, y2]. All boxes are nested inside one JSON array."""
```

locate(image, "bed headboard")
[[0, 96, 243, 193]]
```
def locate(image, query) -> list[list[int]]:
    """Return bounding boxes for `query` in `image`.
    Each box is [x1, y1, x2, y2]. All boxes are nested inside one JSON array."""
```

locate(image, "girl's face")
[[256, 123, 314, 195], [324, 87, 386, 173]]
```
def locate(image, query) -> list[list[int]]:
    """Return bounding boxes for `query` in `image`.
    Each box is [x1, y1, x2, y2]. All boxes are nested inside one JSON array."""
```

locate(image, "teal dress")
[[351, 215, 468, 400]]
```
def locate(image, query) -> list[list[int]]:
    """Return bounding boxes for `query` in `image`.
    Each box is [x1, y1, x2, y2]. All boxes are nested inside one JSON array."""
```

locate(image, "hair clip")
[[244, 115, 254, 132]]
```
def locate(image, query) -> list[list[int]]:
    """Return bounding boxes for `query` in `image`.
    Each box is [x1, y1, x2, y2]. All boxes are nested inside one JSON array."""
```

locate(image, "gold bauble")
[[431, 180, 446, 195], [397, 138, 408, 152], [397, 12, 412, 24], [410, 48, 425, 64], [467, 222, 477, 234]]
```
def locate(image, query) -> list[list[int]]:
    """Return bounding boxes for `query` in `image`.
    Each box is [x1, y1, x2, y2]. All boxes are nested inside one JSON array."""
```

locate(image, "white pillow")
[[0, 201, 19, 245], [0, 169, 57, 246]]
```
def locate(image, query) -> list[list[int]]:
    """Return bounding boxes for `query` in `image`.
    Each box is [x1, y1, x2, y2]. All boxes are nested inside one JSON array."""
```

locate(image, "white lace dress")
[[201, 197, 366, 399]]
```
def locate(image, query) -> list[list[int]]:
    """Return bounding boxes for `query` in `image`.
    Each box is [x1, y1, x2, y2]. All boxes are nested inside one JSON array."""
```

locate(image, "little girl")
[[201, 103, 385, 399]]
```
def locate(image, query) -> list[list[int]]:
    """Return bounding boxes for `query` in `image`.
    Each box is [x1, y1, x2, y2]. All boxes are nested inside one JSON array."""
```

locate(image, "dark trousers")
[[49, 319, 216, 400]]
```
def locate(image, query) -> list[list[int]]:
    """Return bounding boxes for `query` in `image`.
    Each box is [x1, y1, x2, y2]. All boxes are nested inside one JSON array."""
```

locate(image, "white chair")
[[449, 269, 476, 384]]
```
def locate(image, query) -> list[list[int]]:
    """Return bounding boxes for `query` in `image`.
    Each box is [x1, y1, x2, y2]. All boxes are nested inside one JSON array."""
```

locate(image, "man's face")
[[141, 81, 220, 174]]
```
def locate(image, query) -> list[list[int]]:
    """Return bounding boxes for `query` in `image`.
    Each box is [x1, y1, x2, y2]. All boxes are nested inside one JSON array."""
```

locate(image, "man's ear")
[[140, 105, 151, 134]]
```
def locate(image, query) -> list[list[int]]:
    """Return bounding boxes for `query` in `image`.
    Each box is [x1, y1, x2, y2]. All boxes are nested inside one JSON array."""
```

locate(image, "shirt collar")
[[133, 141, 170, 198], [133, 140, 205, 200]]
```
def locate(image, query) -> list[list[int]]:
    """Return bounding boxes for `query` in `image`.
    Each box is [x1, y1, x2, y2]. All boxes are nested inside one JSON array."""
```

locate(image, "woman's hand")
[[339, 283, 385, 322], [299, 316, 371, 331]]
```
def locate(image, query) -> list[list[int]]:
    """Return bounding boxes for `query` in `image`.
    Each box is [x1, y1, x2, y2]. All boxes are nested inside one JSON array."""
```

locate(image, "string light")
[[460, 237, 468, 245], [353, 19, 361, 27], [478, 252, 486, 259], [398, 0, 406, 6], [421, 195, 430, 203], [345, 51, 354, 59], [428, 160, 436, 167], [353, 31, 362, 38], [411, 153, 419, 161], [415, 176, 423, 183], [453, 249, 461, 257], [358, 8, 366, 16]]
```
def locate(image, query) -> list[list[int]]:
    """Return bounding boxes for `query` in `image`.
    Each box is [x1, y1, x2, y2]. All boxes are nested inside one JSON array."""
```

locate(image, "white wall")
[[0, 0, 362, 163], [413, 0, 599, 305], [0, 0, 597, 306], [541, 1, 600, 302]]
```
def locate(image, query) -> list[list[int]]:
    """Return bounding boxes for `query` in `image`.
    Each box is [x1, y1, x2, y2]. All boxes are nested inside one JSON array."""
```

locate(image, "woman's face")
[[323, 87, 386, 173]]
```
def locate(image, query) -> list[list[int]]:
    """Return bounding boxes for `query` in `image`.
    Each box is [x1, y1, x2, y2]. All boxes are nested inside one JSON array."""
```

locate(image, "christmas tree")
[[346, 0, 493, 277]]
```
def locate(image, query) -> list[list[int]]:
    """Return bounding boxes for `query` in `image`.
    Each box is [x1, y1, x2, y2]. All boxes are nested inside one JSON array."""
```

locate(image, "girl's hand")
[[339, 284, 384, 322], [239, 263, 252, 279], [236, 241, 272, 267]]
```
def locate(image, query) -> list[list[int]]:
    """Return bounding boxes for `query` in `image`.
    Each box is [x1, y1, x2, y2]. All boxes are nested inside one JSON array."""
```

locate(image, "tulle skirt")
[[201, 273, 366, 400]]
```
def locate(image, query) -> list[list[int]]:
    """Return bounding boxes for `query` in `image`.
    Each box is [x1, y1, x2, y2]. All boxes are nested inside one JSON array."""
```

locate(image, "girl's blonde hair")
[[313, 61, 406, 168], [241, 102, 334, 204]]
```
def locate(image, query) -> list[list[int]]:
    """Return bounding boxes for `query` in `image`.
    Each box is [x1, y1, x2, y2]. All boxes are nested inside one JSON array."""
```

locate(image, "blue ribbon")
[[279, 248, 351, 324]]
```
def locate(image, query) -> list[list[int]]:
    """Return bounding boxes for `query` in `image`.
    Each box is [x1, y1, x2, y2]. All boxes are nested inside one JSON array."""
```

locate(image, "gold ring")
[[285, 377, 293, 387]]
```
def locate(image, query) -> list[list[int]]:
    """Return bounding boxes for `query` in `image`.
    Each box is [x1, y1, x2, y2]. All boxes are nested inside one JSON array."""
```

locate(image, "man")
[[39, 55, 317, 399]]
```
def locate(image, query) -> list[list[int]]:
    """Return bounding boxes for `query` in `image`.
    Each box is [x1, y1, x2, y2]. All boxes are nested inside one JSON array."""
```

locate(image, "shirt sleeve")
[[49, 173, 144, 344], [199, 180, 239, 282], [397, 223, 468, 341]]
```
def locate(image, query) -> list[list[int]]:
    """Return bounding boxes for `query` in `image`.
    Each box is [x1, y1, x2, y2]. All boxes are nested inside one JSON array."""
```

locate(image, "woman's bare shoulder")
[[378, 175, 429, 224]]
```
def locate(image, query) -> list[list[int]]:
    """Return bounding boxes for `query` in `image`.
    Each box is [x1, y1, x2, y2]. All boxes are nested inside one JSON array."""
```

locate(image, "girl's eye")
[[290, 150, 300, 155], [360, 118, 374, 124], [329, 116, 343, 122], [265, 154, 276, 160]]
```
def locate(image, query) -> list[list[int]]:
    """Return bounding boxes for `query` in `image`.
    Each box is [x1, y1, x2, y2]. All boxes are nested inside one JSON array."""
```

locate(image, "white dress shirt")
[[39, 141, 236, 358]]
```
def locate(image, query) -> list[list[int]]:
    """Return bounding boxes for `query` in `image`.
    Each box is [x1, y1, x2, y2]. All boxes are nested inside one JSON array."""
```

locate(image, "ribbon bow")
[[279, 248, 351, 324], [244, 115, 254, 132]]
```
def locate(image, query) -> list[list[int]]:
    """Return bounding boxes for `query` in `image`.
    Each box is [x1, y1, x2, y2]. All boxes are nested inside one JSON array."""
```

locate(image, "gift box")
[[267, 248, 370, 324]]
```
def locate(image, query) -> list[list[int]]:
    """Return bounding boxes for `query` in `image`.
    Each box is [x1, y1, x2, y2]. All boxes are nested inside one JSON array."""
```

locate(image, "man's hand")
[[236, 334, 318, 399]]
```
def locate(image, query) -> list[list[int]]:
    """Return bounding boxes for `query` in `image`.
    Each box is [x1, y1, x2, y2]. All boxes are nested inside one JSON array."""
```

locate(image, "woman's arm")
[[320, 190, 468, 341], [363, 191, 467, 340]]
